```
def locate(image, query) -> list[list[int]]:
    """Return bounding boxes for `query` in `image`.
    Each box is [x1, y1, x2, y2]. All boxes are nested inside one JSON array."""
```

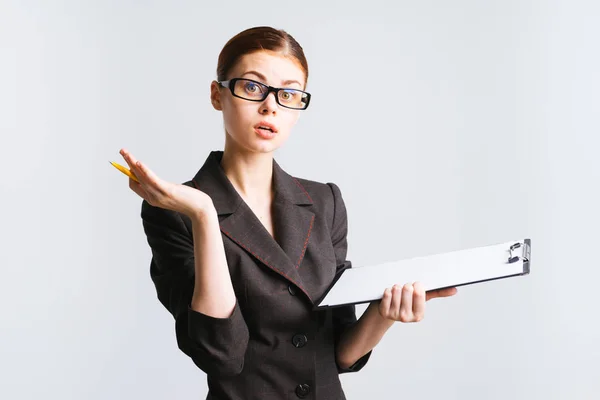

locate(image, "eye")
[[245, 82, 258, 93], [280, 90, 297, 101]]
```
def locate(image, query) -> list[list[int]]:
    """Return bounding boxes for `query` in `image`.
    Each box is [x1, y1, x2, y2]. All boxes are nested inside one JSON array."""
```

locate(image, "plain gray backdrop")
[[1, 1, 599, 399]]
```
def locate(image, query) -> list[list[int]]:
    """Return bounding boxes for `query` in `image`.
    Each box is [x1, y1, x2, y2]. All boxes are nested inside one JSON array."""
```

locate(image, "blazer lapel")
[[191, 151, 315, 301], [271, 159, 315, 274]]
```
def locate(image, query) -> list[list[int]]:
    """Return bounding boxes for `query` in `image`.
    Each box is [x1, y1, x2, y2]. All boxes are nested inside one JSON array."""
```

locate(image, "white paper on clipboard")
[[314, 238, 531, 309]]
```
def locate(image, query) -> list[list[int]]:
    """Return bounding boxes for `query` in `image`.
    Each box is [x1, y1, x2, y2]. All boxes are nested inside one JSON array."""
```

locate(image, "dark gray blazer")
[[141, 150, 371, 400]]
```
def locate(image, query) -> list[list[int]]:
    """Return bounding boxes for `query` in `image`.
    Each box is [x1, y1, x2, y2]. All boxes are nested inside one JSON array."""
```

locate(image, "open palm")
[[119, 148, 213, 218]]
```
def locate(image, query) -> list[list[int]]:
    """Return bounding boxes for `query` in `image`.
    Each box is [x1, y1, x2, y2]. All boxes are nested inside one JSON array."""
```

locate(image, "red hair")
[[216, 26, 309, 85]]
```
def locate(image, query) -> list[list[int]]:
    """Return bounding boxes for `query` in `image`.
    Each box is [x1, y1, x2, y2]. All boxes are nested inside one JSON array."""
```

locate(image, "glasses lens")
[[232, 79, 310, 110], [278, 89, 309, 110], [233, 79, 267, 100]]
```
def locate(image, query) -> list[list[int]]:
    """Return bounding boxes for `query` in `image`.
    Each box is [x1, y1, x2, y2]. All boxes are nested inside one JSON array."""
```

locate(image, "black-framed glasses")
[[218, 78, 311, 110]]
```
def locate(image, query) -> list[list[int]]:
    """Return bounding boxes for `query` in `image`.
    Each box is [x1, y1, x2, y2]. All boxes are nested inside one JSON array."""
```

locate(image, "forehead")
[[229, 51, 305, 87]]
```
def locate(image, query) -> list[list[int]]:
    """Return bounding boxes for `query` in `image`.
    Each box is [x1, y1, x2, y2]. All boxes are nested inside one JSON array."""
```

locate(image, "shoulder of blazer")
[[181, 175, 343, 237], [290, 177, 341, 234]]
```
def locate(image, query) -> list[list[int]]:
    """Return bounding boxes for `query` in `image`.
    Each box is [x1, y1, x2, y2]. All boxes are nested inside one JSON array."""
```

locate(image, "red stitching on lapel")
[[192, 176, 312, 301], [296, 215, 314, 269], [292, 178, 313, 203], [220, 227, 312, 302]]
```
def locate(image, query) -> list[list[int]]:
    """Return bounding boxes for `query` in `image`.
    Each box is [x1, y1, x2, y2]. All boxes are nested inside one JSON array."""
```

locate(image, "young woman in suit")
[[119, 26, 456, 400]]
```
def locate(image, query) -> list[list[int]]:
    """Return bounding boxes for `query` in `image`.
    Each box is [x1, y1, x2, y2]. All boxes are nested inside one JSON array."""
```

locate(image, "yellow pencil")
[[110, 161, 140, 183]]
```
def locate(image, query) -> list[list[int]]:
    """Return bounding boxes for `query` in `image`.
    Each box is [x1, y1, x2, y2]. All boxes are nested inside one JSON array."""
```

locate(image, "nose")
[[260, 91, 279, 115]]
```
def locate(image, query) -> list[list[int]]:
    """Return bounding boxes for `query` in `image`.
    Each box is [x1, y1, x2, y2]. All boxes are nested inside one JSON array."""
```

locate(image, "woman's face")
[[211, 50, 307, 155]]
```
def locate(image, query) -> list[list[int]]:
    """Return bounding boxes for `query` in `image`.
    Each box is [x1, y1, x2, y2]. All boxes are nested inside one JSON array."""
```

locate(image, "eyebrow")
[[240, 70, 302, 87]]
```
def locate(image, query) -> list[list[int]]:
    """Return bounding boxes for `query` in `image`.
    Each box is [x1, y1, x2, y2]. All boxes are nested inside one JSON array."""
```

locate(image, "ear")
[[210, 80, 222, 111]]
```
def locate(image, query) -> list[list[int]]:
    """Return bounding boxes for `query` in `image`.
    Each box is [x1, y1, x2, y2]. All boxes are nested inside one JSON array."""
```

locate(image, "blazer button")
[[295, 383, 311, 398], [288, 285, 297, 296], [292, 333, 308, 348]]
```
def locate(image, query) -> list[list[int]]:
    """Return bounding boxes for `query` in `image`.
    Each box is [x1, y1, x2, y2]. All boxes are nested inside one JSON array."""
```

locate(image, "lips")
[[254, 121, 278, 133]]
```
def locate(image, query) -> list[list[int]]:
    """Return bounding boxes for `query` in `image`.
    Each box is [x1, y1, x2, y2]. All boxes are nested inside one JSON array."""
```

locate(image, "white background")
[[1, 1, 598, 399]]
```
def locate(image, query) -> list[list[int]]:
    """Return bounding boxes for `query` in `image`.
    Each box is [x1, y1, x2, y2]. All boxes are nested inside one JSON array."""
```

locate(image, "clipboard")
[[314, 238, 531, 309]]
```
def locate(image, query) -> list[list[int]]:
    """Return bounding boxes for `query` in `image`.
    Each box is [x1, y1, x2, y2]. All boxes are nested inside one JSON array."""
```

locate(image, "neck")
[[220, 142, 274, 204]]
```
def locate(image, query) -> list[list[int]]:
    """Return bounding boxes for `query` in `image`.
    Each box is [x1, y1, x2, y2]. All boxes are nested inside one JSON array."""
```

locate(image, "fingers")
[[426, 287, 458, 301], [389, 284, 402, 319], [412, 282, 426, 322], [425, 289, 439, 301], [131, 156, 161, 187], [377, 282, 431, 323], [116, 148, 204, 216], [399, 283, 413, 322], [378, 283, 458, 322], [379, 287, 393, 318], [128, 178, 150, 199], [119, 148, 142, 179], [119, 148, 166, 204]]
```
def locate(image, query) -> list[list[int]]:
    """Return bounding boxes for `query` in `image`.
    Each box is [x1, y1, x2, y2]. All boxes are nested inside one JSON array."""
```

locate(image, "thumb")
[[426, 287, 458, 301]]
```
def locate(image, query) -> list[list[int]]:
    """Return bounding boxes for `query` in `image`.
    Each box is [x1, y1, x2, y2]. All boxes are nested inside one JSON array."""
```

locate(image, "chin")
[[239, 133, 290, 154], [249, 139, 283, 154]]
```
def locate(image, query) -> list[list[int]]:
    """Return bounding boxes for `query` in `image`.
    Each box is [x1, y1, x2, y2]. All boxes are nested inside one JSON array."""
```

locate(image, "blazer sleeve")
[[140, 199, 249, 377], [327, 182, 373, 374]]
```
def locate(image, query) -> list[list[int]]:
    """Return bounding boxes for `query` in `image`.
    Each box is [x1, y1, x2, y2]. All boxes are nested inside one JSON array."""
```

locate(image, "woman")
[[120, 26, 456, 400]]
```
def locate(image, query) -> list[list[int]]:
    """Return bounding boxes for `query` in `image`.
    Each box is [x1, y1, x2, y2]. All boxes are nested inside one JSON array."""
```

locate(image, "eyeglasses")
[[218, 78, 311, 110]]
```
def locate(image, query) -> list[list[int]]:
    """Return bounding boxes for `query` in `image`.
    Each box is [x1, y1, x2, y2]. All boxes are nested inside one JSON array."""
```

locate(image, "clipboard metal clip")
[[507, 241, 530, 264]]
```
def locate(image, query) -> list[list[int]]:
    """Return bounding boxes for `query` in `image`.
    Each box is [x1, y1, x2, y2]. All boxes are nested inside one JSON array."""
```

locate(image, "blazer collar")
[[191, 151, 316, 303]]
